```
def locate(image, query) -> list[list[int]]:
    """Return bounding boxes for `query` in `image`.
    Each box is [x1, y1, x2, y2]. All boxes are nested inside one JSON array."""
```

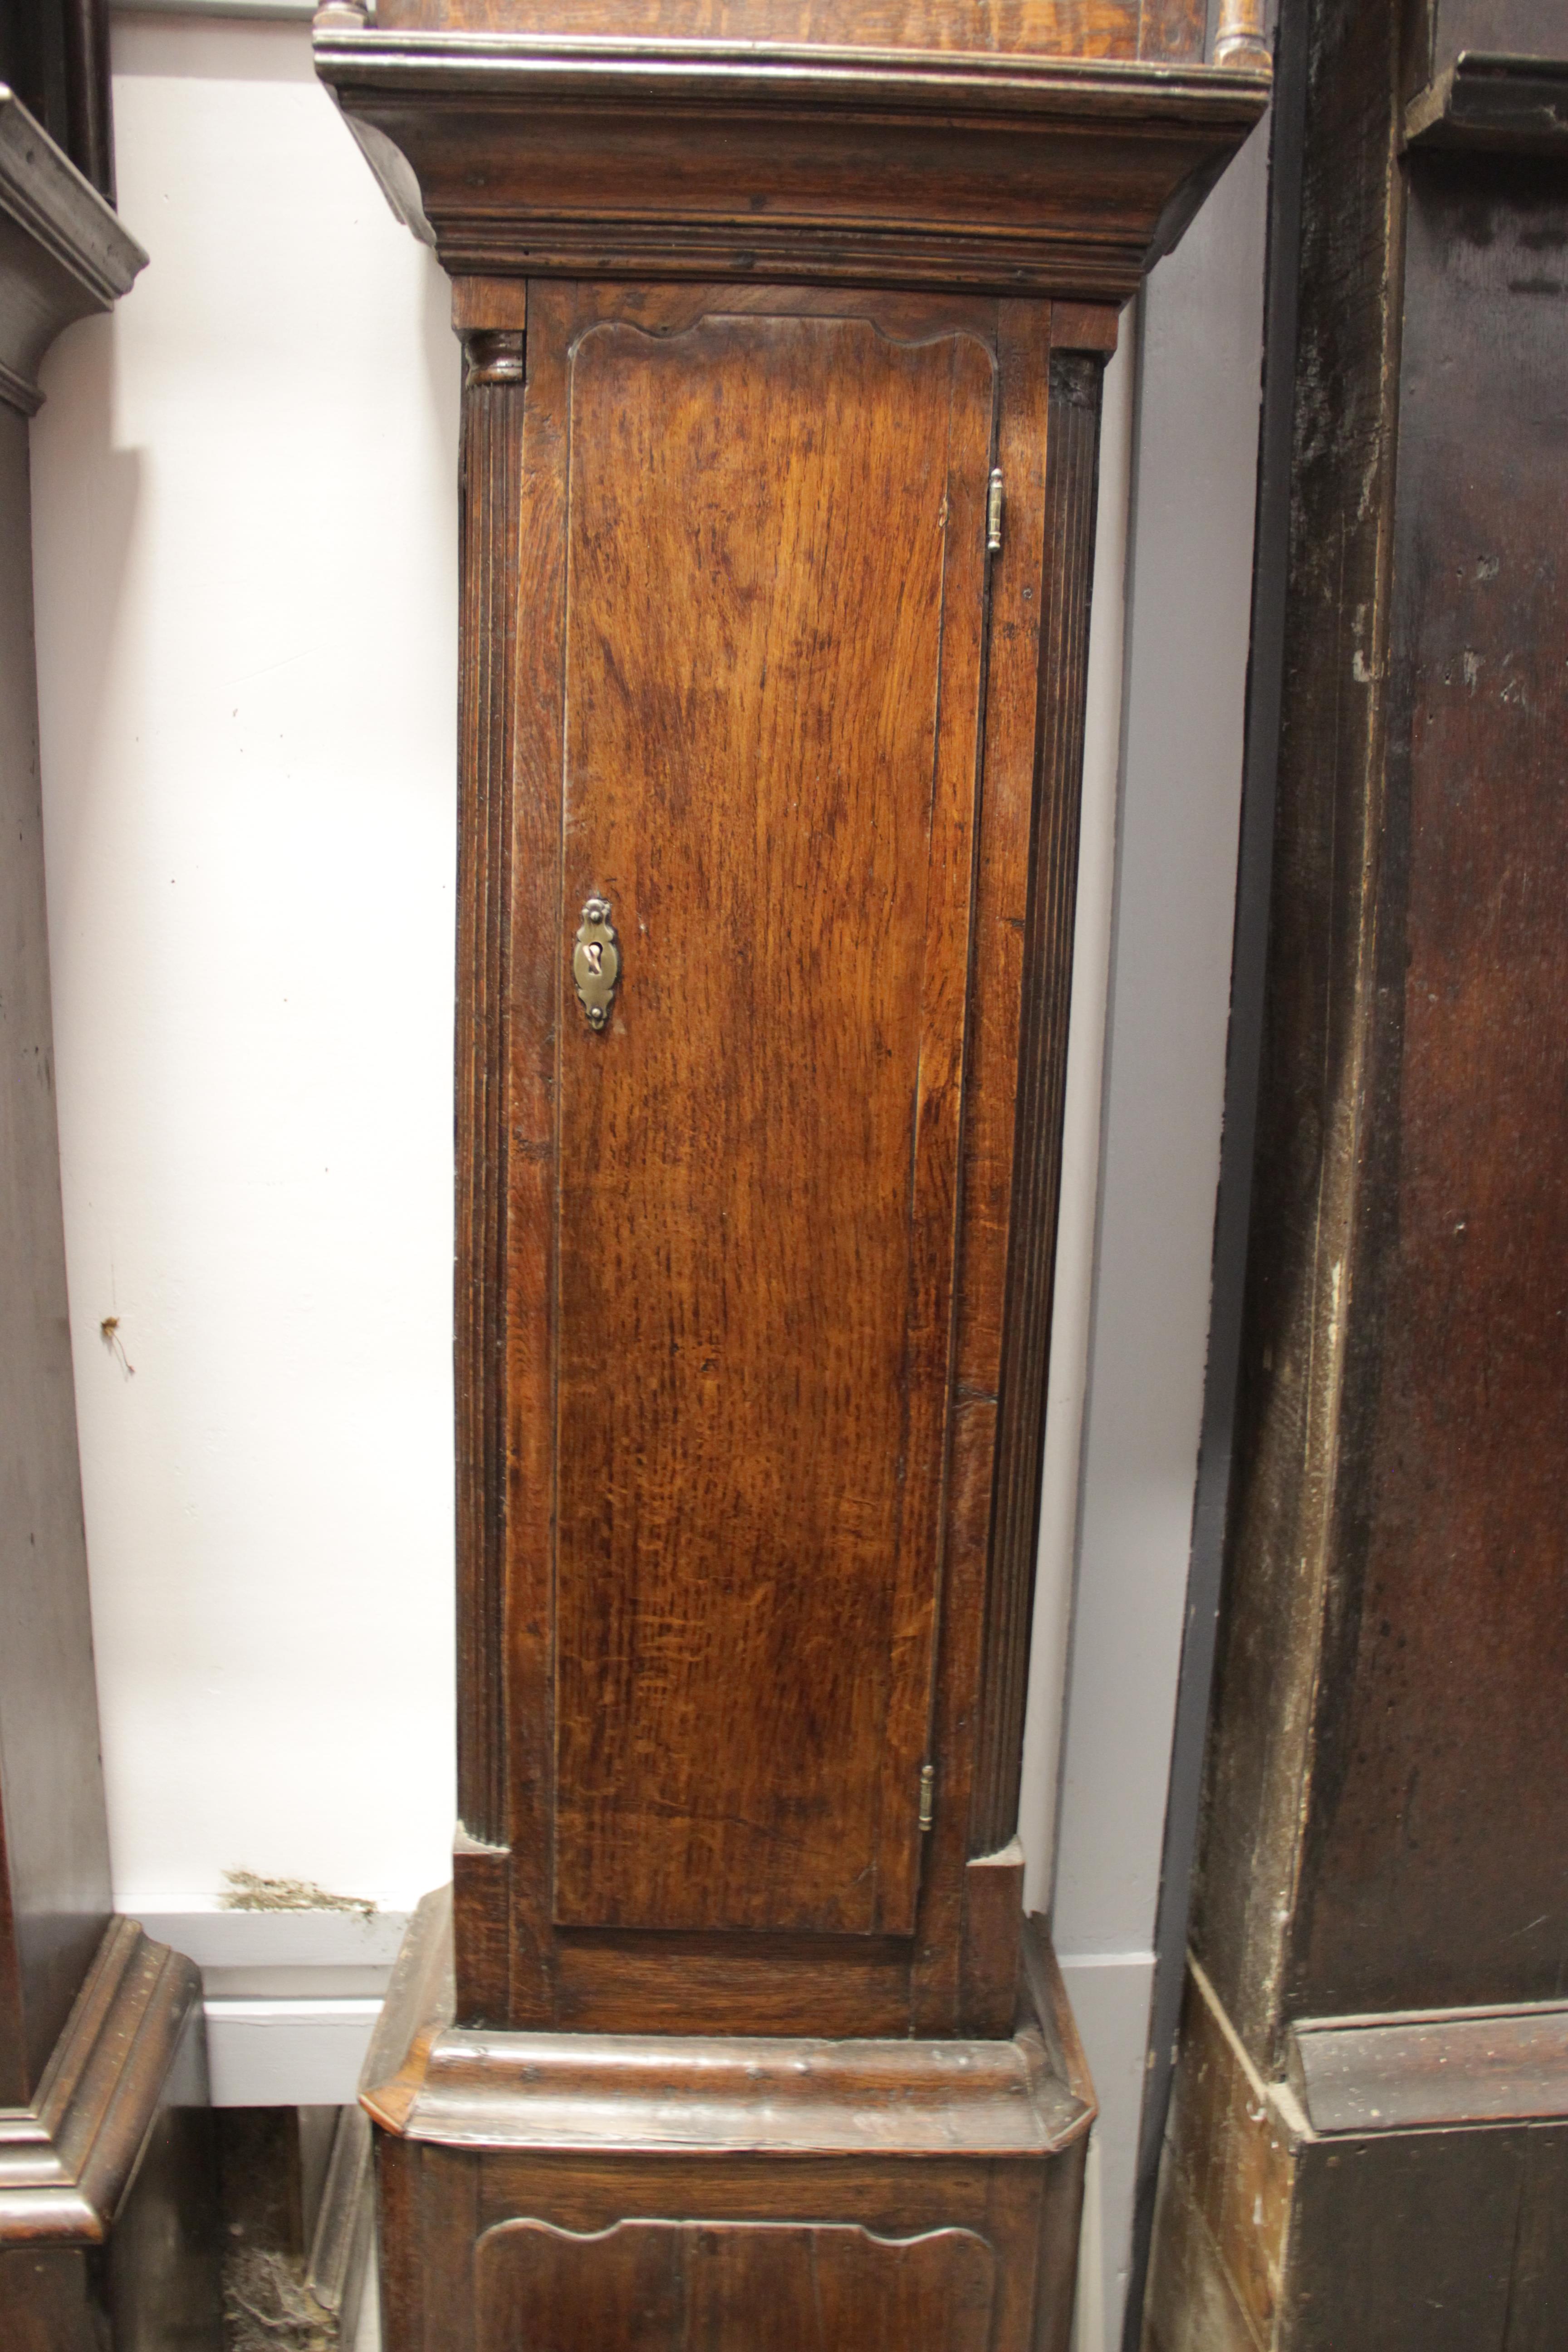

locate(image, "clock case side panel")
[[451, 279, 1115, 2038]]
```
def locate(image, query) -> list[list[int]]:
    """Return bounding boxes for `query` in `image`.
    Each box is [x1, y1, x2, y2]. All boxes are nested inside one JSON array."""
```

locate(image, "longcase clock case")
[[314, 7, 1269, 2346]]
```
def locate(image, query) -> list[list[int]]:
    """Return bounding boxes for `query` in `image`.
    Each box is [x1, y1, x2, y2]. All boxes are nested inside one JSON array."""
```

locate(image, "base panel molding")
[[0, 1919, 221, 2351], [365, 1890, 1095, 2352], [1143, 1961, 1568, 2352]]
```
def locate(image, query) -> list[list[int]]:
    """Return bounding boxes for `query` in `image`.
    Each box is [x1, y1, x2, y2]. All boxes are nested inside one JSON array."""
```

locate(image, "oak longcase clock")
[[312, 5, 1269, 2345]]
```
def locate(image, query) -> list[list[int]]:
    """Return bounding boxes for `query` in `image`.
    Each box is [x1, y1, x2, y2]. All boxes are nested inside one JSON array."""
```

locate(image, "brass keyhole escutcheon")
[[573, 896, 620, 1031]]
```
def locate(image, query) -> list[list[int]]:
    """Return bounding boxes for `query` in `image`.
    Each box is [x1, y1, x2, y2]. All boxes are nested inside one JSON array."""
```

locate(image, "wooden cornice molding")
[[361, 1890, 1096, 2159], [0, 88, 145, 416], [1406, 50, 1568, 150], [313, 26, 1269, 300], [0, 1919, 203, 2245]]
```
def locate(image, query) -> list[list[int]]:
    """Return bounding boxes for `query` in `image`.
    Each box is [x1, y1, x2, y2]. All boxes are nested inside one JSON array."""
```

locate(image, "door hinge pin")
[[986, 469, 1004, 555], [918, 1764, 936, 1834]]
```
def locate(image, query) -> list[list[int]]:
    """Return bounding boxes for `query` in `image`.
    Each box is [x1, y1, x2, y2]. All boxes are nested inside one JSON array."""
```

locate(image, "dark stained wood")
[[1139, 0, 1206, 66], [454, 328, 524, 1862], [1141, 1964, 1296, 2352], [1286, 2131, 1528, 2352], [971, 335, 1105, 1859], [1286, 149, 1568, 2023], [546, 1936, 913, 2040], [314, 29, 1268, 308], [1507, 2125, 1568, 2352], [1292, 2001, 1568, 2137], [0, 1, 115, 205], [451, 317, 529, 2029], [476, 2217, 995, 2352], [908, 295, 1057, 2036], [362, 1890, 1093, 2159], [0, 2252, 103, 2352], [1191, 0, 1404, 2070], [553, 306, 991, 1939], [361, 1890, 1091, 2352], [960, 1844, 1026, 2037], [1404, 0, 1568, 107], [318, 14, 1264, 2346], [438, 281, 1134, 2038], [500, 281, 577, 2032], [376, 0, 1206, 72], [1151, 3, 1568, 2346], [0, 134, 139, 2106], [480, 2216, 680, 2351], [1406, 51, 1568, 152], [0, 1918, 219, 2352]]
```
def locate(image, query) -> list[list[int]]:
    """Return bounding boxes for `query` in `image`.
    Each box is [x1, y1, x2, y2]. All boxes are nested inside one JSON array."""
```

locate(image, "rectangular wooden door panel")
[[475, 2218, 996, 2352], [551, 300, 996, 1936]]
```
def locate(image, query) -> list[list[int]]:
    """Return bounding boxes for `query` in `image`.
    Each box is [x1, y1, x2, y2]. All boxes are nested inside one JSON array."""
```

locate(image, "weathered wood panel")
[[475, 2219, 995, 2352], [1289, 152, 1568, 2019]]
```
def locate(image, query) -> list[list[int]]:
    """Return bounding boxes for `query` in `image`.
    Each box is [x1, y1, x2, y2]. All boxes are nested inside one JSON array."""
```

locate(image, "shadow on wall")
[[31, 312, 142, 940]]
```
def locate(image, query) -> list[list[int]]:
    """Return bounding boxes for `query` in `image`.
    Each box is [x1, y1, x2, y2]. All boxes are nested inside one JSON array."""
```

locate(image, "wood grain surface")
[[553, 307, 994, 1937], [1192, 0, 1405, 2067], [372, 0, 1211, 64], [475, 2218, 996, 2352], [1289, 150, 1568, 2019], [314, 34, 1268, 309], [438, 284, 1117, 2034], [366, 1894, 1093, 2352], [1198, 67, 1568, 2057], [970, 340, 1104, 1859]]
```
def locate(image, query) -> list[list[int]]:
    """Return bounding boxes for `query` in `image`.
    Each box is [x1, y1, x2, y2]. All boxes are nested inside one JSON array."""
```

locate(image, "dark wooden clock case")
[[314, 8, 1268, 2345]]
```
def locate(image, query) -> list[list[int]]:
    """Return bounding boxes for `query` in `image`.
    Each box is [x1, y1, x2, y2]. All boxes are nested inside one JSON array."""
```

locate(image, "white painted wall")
[[32, 11, 461, 1916], [30, 13, 1266, 2346]]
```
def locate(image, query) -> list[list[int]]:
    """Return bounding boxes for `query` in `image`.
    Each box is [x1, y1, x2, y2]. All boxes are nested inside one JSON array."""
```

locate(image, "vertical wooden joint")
[[960, 1842, 1026, 2038], [1214, 0, 1272, 73], [454, 322, 527, 1864]]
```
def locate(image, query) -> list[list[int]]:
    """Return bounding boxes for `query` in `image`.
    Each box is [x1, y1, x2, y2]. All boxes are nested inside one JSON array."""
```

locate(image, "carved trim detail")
[[0, 1920, 203, 2245], [0, 90, 146, 414], [455, 325, 526, 1862], [313, 33, 1269, 306], [1214, 0, 1272, 73], [465, 329, 525, 388], [361, 1889, 1096, 2159], [474, 2218, 997, 2351]]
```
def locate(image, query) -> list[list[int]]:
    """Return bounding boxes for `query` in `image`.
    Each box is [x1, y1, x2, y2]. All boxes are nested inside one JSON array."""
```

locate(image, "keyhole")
[[585, 942, 603, 975]]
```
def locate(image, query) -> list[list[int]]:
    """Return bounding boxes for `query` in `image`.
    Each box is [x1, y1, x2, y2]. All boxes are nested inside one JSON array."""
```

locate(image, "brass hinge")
[[918, 1764, 936, 1834], [986, 468, 1004, 555]]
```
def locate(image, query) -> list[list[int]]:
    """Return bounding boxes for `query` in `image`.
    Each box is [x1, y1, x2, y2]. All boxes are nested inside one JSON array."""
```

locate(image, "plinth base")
[[0, 1918, 221, 2351], [363, 1890, 1095, 2352]]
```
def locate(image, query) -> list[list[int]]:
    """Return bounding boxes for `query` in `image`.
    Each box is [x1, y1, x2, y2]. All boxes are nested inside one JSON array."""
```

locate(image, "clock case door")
[[453, 280, 1110, 2039]]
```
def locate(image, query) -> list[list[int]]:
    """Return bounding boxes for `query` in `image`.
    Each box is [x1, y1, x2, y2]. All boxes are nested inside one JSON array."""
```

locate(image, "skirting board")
[[128, 1911, 407, 2106], [1060, 1950, 1156, 2352]]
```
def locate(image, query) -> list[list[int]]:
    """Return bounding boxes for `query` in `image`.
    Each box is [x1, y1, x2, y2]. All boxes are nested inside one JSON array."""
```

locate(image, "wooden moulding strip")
[[1290, 1998, 1568, 2137], [0, 1920, 203, 2246], [314, 30, 1273, 122], [361, 1891, 1094, 2159]]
